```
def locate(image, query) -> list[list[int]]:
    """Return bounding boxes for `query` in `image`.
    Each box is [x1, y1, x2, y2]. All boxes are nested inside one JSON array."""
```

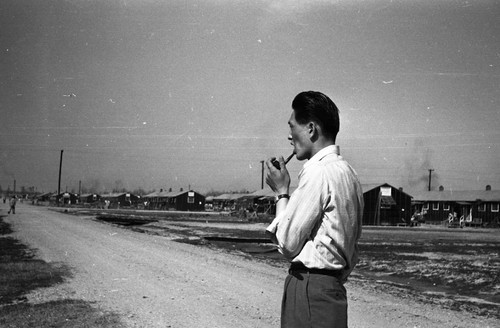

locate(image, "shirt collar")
[[303, 145, 340, 169]]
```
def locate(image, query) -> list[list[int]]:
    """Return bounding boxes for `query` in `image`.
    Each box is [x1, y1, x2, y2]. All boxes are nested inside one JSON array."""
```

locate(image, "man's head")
[[288, 91, 340, 160]]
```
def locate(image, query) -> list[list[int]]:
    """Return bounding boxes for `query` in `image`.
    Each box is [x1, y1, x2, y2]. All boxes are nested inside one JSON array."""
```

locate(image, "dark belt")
[[289, 262, 343, 278]]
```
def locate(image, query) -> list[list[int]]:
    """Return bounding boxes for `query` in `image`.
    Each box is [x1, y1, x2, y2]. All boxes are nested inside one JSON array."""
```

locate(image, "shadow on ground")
[[0, 215, 126, 328]]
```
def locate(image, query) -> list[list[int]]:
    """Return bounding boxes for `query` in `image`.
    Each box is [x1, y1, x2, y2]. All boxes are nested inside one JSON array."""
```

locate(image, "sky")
[[1, 0, 499, 195]]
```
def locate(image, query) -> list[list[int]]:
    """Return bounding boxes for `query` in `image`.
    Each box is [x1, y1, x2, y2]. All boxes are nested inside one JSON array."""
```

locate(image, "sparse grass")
[[0, 216, 126, 328], [0, 258, 70, 304], [0, 300, 124, 328]]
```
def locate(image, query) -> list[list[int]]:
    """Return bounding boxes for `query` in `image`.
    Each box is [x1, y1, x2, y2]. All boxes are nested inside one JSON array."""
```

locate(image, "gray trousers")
[[281, 270, 348, 328]]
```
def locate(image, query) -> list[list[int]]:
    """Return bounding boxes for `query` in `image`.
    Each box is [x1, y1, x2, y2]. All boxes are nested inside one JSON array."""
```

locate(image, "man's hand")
[[265, 156, 290, 194]]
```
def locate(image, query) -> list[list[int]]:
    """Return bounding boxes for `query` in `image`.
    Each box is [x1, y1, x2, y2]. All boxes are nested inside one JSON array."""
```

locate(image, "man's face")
[[288, 111, 312, 160]]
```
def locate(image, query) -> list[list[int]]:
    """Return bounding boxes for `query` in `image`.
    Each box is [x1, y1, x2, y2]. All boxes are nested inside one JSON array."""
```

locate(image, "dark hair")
[[291, 91, 340, 141]]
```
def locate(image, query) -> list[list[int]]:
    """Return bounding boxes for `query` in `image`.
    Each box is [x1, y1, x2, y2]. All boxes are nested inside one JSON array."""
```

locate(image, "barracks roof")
[[410, 189, 500, 202]]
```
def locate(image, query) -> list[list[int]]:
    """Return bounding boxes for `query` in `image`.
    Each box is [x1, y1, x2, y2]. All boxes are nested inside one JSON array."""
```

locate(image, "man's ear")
[[307, 122, 315, 134], [307, 122, 321, 142], [307, 122, 319, 140]]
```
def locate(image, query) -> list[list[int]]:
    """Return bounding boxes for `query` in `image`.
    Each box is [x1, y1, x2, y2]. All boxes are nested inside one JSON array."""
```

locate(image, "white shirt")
[[267, 145, 364, 281]]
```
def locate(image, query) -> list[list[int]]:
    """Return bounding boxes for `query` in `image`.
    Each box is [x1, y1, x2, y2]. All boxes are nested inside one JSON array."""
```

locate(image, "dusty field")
[[355, 227, 500, 318]]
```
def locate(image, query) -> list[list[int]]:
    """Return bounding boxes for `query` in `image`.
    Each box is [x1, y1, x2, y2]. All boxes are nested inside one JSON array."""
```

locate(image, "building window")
[[432, 202, 439, 210], [491, 203, 499, 212], [380, 187, 391, 196], [478, 203, 486, 212], [187, 191, 195, 204], [443, 203, 450, 211], [423, 203, 429, 210]]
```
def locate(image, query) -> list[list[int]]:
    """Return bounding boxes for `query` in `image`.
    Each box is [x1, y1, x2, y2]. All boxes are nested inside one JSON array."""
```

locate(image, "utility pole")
[[428, 169, 434, 191], [58, 150, 64, 204], [260, 160, 264, 189]]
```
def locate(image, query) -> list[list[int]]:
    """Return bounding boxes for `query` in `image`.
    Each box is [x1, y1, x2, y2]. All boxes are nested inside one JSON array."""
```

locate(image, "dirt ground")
[[126, 216, 500, 319], [1, 203, 499, 328]]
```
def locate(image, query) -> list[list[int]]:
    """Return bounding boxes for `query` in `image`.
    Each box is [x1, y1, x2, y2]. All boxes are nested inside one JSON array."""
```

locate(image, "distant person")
[[266, 91, 364, 328], [8, 196, 17, 214]]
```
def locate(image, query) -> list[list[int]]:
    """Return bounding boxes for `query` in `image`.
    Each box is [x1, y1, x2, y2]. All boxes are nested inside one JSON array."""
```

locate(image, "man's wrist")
[[276, 194, 290, 201]]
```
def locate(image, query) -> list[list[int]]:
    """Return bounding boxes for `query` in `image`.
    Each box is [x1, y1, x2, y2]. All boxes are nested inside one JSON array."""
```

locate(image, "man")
[[266, 91, 363, 328], [8, 196, 17, 214]]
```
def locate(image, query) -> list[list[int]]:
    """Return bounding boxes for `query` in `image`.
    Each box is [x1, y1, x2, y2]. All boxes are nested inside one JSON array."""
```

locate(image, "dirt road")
[[2, 203, 498, 328]]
